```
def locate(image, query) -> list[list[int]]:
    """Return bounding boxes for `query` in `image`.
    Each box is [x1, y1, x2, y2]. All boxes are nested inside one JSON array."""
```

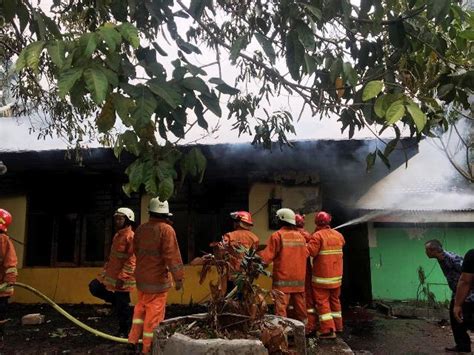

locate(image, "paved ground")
[[342, 307, 460, 354]]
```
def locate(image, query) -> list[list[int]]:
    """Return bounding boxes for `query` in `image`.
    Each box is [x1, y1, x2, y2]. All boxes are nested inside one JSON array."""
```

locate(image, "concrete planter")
[[152, 313, 306, 355]]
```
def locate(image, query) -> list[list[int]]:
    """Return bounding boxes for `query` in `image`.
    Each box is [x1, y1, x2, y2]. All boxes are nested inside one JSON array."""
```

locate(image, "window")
[[25, 173, 139, 267]]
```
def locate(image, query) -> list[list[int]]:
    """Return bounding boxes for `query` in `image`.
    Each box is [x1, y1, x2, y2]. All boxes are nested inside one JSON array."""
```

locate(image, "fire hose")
[[12, 282, 138, 344]]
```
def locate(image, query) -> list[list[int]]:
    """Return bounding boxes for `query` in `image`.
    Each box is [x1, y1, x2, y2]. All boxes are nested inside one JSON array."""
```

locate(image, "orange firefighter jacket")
[[103, 226, 136, 292], [134, 218, 184, 294], [307, 226, 345, 289], [259, 226, 308, 293], [0, 232, 17, 297], [223, 229, 259, 272]]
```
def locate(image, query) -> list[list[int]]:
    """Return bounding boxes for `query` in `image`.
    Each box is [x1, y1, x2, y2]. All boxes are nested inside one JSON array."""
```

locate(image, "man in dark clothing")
[[425, 240, 474, 353], [453, 249, 474, 351]]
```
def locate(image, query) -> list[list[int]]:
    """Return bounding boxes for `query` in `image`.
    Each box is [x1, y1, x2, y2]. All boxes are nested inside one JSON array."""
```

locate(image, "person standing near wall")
[[451, 248, 474, 353], [425, 240, 474, 353], [295, 214, 318, 336], [222, 211, 259, 294], [89, 207, 136, 337], [307, 211, 345, 339], [259, 208, 308, 325], [0, 209, 17, 348], [128, 198, 184, 354]]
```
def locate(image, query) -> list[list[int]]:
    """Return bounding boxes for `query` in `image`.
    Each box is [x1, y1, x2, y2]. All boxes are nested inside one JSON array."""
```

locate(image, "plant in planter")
[[154, 241, 306, 354]]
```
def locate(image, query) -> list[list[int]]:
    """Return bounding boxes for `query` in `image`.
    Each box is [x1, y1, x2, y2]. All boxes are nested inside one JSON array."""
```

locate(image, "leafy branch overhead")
[[2, 0, 473, 196]]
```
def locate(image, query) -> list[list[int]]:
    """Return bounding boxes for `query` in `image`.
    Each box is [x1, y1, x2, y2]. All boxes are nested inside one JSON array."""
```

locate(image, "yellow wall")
[[0, 195, 27, 268], [12, 266, 272, 304], [249, 182, 321, 243]]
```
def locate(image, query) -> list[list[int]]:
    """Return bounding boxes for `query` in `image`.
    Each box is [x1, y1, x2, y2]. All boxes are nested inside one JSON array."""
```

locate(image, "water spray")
[[333, 211, 386, 230]]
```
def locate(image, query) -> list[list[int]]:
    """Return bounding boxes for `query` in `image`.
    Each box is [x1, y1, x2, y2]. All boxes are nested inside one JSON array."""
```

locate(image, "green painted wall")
[[370, 227, 474, 302]]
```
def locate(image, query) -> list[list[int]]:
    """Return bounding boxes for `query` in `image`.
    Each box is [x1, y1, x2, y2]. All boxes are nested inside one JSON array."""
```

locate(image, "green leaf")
[[366, 151, 376, 172], [385, 100, 405, 124], [286, 30, 304, 81], [304, 4, 322, 20], [184, 63, 207, 76], [329, 58, 343, 84], [182, 77, 209, 93], [374, 95, 386, 118], [189, 0, 211, 19], [199, 92, 222, 117], [384, 138, 399, 157], [3, 0, 17, 23], [84, 68, 109, 104], [47, 41, 66, 68], [342, 62, 359, 87], [98, 26, 122, 52], [304, 54, 317, 75], [215, 83, 240, 95], [23, 41, 45, 74], [118, 22, 140, 49], [80, 33, 98, 58], [362, 80, 383, 101], [230, 35, 248, 62], [176, 38, 202, 55], [158, 177, 174, 201], [121, 130, 141, 156], [388, 22, 406, 48], [133, 87, 158, 128], [377, 149, 391, 169], [58, 68, 83, 98], [406, 102, 427, 133], [182, 147, 207, 182], [145, 172, 159, 196], [112, 93, 135, 126], [96, 97, 116, 133], [296, 22, 316, 50], [255, 33, 276, 64], [126, 159, 145, 191], [427, 0, 451, 24], [459, 30, 474, 40], [148, 79, 183, 109], [194, 101, 208, 130], [437, 83, 455, 99]]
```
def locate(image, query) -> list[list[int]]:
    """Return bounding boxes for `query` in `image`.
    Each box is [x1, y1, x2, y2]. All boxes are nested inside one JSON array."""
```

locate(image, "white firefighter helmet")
[[276, 208, 296, 225], [114, 207, 135, 222], [149, 198, 173, 216]]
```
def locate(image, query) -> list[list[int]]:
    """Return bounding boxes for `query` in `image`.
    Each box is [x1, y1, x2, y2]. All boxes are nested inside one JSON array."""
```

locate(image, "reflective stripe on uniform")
[[143, 332, 154, 338], [307, 308, 317, 314], [282, 241, 306, 247], [319, 313, 333, 321], [332, 311, 342, 318], [137, 281, 171, 293], [169, 264, 184, 272], [136, 249, 161, 257], [5, 267, 17, 274], [319, 249, 343, 255], [312, 276, 342, 285], [273, 280, 305, 287], [111, 251, 129, 259], [288, 305, 294, 310], [122, 264, 135, 273], [133, 319, 144, 324]]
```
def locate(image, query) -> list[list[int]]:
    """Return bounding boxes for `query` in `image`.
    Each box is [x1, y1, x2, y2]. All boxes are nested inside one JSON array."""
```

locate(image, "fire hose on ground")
[[12, 282, 139, 344]]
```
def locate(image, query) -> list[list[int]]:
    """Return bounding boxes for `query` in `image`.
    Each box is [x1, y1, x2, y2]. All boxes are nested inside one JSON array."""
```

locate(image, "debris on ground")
[[21, 313, 45, 325]]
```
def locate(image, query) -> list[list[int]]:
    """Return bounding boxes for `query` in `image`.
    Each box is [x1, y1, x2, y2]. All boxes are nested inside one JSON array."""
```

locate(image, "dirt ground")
[[0, 303, 464, 355], [342, 307, 461, 354], [0, 303, 206, 354]]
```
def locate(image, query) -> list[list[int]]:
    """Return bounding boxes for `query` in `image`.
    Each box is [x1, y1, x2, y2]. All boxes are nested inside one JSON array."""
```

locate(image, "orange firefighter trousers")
[[275, 292, 307, 324], [313, 286, 342, 334], [305, 260, 318, 333], [128, 290, 168, 354]]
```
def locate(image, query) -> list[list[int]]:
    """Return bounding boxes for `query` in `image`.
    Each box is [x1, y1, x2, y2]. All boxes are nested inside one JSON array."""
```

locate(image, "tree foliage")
[[1, 0, 473, 199]]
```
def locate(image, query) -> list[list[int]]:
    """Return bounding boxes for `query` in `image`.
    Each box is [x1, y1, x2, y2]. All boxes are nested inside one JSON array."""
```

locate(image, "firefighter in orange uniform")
[[295, 214, 318, 335], [0, 209, 17, 346], [128, 198, 184, 354], [307, 211, 345, 339], [223, 211, 259, 293], [89, 207, 136, 336], [259, 208, 308, 324]]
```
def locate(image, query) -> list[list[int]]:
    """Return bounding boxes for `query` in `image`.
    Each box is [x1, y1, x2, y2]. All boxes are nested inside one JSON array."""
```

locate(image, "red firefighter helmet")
[[0, 209, 12, 232], [230, 211, 253, 226], [295, 214, 305, 227], [315, 211, 332, 226]]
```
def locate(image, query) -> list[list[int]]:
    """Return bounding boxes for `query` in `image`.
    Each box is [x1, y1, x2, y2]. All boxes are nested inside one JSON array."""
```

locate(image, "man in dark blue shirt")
[[425, 240, 474, 353]]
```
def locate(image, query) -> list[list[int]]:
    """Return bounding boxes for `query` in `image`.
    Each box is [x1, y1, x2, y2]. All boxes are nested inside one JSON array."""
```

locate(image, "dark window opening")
[[25, 173, 139, 267]]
